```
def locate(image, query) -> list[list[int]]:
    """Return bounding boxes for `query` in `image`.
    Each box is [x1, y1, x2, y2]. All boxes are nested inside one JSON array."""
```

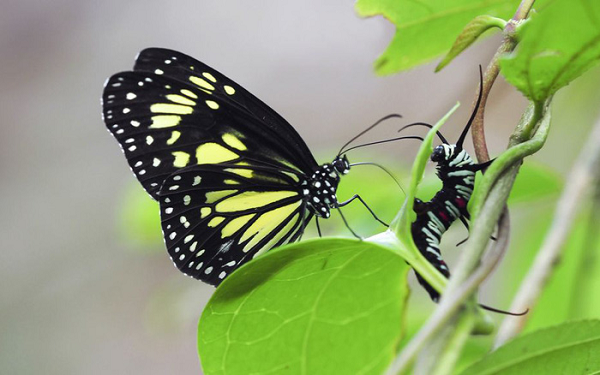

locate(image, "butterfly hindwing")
[[159, 162, 310, 285]]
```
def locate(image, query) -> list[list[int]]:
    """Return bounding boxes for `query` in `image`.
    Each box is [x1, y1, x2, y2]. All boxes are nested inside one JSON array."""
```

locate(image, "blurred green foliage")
[[117, 183, 162, 251]]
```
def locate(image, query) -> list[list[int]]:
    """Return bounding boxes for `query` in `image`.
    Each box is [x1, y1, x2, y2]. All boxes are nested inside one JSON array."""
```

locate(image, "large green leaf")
[[198, 238, 410, 375], [355, 0, 519, 74], [500, 0, 600, 103], [460, 320, 600, 374]]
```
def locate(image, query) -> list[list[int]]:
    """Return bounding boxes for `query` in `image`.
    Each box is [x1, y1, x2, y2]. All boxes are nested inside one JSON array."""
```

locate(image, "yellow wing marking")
[[202, 72, 217, 83], [166, 94, 196, 106], [224, 85, 235, 95], [196, 143, 238, 164], [224, 168, 253, 178], [224, 179, 239, 185], [200, 207, 212, 218], [166, 131, 181, 145], [282, 171, 300, 183], [220, 213, 255, 238], [240, 203, 300, 252], [208, 216, 225, 227], [150, 115, 181, 129], [278, 158, 303, 172], [205, 189, 238, 204], [222, 133, 247, 151], [172, 151, 190, 167], [180, 89, 198, 99], [216, 191, 298, 212], [251, 214, 299, 258], [150, 103, 193, 115], [205, 100, 219, 110], [189, 76, 215, 91]]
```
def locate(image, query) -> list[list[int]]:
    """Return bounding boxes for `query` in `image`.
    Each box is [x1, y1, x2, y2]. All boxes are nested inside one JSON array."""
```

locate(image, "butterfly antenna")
[[398, 122, 450, 144], [342, 135, 424, 155], [457, 65, 484, 149], [337, 113, 403, 156], [479, 303, 529, 316], [350, 162, 406, 197]]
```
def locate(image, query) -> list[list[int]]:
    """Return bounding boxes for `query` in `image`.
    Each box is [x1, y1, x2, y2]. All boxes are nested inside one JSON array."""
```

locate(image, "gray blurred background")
[[2, 1, 598, 374]]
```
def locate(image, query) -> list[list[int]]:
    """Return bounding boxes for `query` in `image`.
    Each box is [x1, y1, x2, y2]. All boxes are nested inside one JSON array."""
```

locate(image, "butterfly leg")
[[315, 217, 323, 238], [298, 207, 308, 241], [336, 206, 361, 239], [337, 194, 389, 227]]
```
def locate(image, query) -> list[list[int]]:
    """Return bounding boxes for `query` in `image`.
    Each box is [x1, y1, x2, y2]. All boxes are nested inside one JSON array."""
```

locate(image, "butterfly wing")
[[159, 162, 311, 285], [102, 48, 318, 200]]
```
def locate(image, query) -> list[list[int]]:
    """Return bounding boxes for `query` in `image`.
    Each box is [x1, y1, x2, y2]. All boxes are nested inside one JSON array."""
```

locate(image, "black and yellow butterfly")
[[102, 48, 391, 285]]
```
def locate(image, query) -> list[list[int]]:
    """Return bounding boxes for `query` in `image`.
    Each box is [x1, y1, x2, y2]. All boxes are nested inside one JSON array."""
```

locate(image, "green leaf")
[[500, 0, 600, 103], [198, 238, 410, 375], [355, 0, 518, 74], [460, 320, 600, 374], [436, 15, 506, 72]]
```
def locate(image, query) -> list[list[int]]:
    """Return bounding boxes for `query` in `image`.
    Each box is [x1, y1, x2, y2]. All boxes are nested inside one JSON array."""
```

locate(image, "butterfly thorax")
[[302, 155, 350, 219]]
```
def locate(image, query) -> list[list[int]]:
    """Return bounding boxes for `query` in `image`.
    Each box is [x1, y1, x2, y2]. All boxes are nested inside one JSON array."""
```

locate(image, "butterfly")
[[102, 48, 391, 285]]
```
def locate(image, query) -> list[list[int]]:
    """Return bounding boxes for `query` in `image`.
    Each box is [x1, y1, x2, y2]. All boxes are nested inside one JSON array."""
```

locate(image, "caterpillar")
[[404, 68, 492, 302]]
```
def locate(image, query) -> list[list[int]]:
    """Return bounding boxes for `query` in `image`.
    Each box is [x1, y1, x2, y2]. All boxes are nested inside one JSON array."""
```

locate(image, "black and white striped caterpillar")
[[404, 68, 492, 302], [399, 69, 526, 316]]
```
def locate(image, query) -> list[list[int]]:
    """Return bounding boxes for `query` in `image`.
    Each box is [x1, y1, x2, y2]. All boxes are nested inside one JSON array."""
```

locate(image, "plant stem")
[[385, 208, 510, 374], [494, 114, 600, 348], [471, 0, 536, 162], [428, 312, 476, 375]]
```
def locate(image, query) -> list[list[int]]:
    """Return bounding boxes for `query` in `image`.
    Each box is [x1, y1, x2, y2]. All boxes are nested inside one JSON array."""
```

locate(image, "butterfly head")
[[332, 154, 350, 175]]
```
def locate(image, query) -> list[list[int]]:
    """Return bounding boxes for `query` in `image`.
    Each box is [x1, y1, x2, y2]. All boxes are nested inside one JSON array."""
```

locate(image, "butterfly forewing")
[[103, 48, 318, 200], [159, 163, 309, 285], [133, 48, 318, 171]]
